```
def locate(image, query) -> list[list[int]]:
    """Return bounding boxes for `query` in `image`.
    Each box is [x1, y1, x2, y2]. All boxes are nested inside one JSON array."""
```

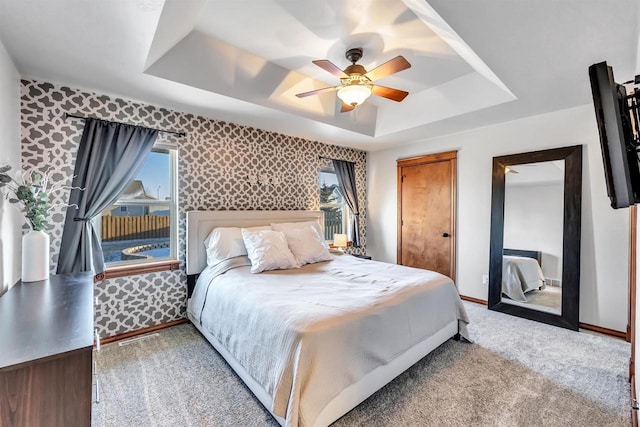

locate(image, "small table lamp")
[[333, 234, 348, 252]]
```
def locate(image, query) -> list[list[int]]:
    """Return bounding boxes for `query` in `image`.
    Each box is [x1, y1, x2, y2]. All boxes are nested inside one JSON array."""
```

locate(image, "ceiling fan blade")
[[312, 60, 349, 78], [505, 166, 519, 174], [371, 85, 409, 102], [340, 102, 355, 113], [295, 86, 338, 98], [364, 56, 411, 81]]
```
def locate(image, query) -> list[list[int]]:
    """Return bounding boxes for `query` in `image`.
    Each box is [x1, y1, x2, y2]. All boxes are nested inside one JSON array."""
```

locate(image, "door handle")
[[442, 232, 450, 238]]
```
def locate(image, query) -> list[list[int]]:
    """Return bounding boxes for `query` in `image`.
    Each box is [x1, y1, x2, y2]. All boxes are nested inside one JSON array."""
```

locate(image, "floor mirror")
[[488, 145, 582, 330]]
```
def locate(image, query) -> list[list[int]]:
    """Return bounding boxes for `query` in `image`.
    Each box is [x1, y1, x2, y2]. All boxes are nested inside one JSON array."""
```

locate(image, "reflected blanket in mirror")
[[502, 255, 546, 302]]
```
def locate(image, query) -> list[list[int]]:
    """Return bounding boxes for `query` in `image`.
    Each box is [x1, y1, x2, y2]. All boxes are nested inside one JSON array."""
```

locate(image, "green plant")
[[0, 165, 76, 231]]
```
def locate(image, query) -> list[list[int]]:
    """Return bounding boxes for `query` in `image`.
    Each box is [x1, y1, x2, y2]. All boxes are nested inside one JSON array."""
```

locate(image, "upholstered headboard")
[[185, 210, 324, 276], [503, 248, 542, 266]]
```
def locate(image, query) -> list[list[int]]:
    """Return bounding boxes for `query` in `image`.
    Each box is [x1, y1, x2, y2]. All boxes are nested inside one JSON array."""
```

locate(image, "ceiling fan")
[[296, 48, 411, 112], [504, 166, 519, 174]]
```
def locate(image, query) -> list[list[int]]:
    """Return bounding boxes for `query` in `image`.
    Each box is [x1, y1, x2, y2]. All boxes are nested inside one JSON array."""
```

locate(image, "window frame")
[[319, 167, 349, 242], [94, 144, 179, 276]]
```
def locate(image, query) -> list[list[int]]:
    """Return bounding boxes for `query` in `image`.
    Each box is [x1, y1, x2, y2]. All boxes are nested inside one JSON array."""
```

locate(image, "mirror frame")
[[488, 145, 582, 330]]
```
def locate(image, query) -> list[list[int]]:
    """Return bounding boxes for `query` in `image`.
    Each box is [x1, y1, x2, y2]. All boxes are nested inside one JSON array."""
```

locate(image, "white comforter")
[[502, 255, 546, 302], [188, 254, 469, 427]]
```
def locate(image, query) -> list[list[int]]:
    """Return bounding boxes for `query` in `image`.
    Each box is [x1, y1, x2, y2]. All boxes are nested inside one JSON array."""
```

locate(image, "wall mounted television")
[[589, 61, 640, 209]]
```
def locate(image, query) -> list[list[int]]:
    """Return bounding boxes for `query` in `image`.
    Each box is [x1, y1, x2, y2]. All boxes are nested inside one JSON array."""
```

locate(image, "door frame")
[[629, 206, 636, 373], [397, 150, 457, 282]]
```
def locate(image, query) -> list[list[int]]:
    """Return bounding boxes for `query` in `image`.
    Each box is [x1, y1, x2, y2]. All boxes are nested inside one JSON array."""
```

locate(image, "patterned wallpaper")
[[20, 80, 367, 338]]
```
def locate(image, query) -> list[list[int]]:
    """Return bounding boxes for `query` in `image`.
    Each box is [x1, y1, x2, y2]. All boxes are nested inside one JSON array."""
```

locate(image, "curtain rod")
[[64, 113, 186, 137], [318, 155, 355, 164]]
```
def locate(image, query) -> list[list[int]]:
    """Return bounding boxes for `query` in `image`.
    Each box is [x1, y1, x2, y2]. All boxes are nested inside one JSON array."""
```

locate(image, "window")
[[97, 145, 178, 266], [319, 168, 348, 241]]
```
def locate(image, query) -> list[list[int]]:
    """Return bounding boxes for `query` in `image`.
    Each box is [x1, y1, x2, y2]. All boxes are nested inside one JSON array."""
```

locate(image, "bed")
[[502, 249, 546, 302], [185, 210, 469, 427]]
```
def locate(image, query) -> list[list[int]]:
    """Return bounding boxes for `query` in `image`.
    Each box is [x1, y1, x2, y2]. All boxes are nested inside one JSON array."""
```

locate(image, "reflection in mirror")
[[501, 161, 564, 315], [489, 145, 581, 330]]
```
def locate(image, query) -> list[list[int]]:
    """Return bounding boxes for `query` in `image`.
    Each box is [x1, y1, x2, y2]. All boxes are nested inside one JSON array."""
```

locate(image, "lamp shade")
[[333, 233, 348, 248], [337, 84, 371, 107]]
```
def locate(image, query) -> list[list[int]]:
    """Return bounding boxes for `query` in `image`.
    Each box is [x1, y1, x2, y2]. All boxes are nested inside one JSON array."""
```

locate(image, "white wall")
[[504, 182, 564, 281], [0, 37, 21, 294], [367, 104, 629, 332]]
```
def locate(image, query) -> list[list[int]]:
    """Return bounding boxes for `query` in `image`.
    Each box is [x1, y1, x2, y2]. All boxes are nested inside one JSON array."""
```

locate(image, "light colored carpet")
[[92, 302, 630, 427], [503, 286, 562, 314], [524, 285, 562, 313]]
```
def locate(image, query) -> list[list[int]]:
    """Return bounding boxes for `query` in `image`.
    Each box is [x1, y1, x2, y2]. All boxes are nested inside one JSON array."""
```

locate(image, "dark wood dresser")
[[0, 272, 95, 427]]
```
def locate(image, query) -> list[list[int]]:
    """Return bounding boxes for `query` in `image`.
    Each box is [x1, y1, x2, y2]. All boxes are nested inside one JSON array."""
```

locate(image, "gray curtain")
[[332, 159, 361, 247], [57, 119, 158, 274]]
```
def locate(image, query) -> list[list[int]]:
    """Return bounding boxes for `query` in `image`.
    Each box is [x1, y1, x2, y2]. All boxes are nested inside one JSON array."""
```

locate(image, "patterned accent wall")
[[20, 80, 367, 338]]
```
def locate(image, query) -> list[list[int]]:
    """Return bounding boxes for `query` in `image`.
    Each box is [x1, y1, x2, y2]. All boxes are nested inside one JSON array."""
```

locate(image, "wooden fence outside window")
[[101, 215, 170, 241]]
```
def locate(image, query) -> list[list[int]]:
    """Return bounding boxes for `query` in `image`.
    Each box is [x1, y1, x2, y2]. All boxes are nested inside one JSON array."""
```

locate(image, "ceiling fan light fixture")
[[337, 84, 372, 107]]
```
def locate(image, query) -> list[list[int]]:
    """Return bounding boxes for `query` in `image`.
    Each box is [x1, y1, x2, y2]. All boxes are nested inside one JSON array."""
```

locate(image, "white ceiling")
[[0, 0, 638, 151], [506, 161, 565, 187]]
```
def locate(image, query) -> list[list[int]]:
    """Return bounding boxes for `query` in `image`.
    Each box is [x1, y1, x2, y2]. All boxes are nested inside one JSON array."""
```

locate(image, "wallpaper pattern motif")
[[20, 80, 367, 337]]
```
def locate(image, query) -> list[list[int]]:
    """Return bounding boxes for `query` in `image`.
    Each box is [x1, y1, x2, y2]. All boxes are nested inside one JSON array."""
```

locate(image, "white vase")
[[22, 229, 50, 282]]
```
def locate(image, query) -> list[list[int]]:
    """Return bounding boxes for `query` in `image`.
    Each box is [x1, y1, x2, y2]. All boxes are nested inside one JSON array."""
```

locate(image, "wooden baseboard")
[[99, 318, 189, 345], [579, 322, 627, 339], [460, 295, 488, 305], [459, 295, 626, 339]]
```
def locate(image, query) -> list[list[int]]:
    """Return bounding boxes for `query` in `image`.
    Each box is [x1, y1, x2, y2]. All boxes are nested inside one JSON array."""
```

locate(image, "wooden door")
[[397, 151, 456, 280]]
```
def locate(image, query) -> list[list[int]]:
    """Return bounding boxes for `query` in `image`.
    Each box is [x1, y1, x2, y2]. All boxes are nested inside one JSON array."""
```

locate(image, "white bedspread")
[[502, 255, 546, 302], [188, 254, 468, 427]]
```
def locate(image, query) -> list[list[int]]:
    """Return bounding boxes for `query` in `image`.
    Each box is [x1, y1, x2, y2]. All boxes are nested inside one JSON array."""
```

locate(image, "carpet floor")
[[503, 286, 562, 314], [92, 302, 631, 427]]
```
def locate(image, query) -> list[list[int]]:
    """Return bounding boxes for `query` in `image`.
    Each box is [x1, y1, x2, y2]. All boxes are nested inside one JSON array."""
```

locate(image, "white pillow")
[[204, 226, 271, 266], [241, 229, 299, 273], [271, 221, 326, 246], [281, 226, 332, 266]]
